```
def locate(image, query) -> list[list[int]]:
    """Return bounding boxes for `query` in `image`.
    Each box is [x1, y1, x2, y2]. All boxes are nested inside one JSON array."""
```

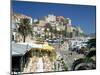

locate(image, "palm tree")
[[71, 38, 96, 70], [87, 38, 96, 49], [44, 28, 47, 40], [18, 18, 33, 42], [54, 24, 57, 38], [44, 23, 52, 39], [71, 50, 96, 70], [86, 50, 96, 58], [49, 27, 53, 39], [71, 58, 85, 70]]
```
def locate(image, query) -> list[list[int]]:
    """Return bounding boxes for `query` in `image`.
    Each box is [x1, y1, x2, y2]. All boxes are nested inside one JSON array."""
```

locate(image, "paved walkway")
[[54, 41, 84, 70]]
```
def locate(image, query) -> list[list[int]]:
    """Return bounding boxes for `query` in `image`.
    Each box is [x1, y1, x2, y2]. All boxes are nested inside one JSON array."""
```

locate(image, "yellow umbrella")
[[42, 43, 55, 51]]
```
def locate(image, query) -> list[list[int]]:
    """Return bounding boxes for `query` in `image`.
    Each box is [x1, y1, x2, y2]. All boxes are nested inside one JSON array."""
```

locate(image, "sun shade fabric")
[[12, 42, 55, 56], [12, 42, 32, 56]]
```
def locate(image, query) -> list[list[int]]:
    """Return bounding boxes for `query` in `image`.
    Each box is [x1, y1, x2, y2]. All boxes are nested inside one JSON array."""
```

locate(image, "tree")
[[86, 50, 96, 58], [71, 50, 96, 70], [18, 18, 33, 42], [87, 38, 96, 49], [44, 23, 52, 39], [61, 60, 68, 71], [49, 27, 53, 39], [61, 30, 66, 38], [44, 28, 47, 40], [54, 26, 57, 38], [71, 58, 95, 70], [63, 19, 69, 38], [71, 58, 85, 70]]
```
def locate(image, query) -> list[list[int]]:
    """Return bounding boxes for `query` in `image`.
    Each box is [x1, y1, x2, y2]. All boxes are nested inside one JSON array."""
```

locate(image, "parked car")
[[46, 38, 63, 45]]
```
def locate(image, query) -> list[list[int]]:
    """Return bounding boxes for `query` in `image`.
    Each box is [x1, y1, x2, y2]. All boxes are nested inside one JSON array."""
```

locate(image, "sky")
[[12, 0, 96, 34]]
